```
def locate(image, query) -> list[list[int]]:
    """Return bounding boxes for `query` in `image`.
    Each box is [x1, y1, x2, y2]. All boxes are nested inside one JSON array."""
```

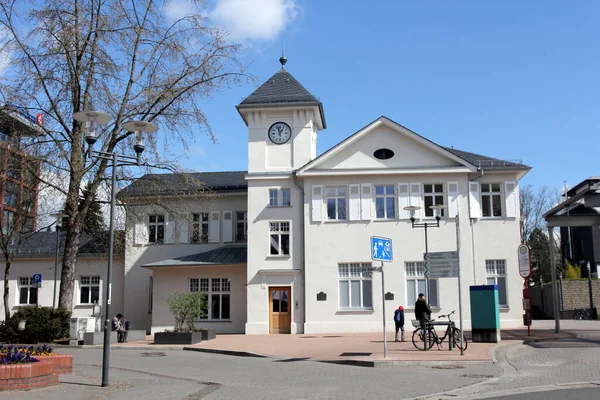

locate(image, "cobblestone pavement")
[[413, 333, 600, 399]]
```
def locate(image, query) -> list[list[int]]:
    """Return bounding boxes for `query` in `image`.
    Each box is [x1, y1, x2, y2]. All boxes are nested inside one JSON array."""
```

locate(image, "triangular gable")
[[297, 116, 477, 174]]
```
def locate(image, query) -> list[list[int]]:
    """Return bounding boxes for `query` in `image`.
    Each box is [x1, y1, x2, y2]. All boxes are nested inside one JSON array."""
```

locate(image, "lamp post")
[[50, 213, 67, 311], [403, 205, 443, 305], [73, 111, 157, 388]]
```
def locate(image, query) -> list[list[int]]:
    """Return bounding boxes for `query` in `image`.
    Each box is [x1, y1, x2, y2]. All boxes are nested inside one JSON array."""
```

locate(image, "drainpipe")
[[469, 168, 485, 285], [292, 170, 306, 332]]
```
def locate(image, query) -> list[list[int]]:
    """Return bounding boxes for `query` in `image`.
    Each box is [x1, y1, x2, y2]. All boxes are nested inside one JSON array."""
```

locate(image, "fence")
[[529, 280, 600, 319]]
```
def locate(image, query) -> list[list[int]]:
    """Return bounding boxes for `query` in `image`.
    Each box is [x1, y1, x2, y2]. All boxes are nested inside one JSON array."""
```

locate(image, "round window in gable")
[[373, 148, 395, 160]]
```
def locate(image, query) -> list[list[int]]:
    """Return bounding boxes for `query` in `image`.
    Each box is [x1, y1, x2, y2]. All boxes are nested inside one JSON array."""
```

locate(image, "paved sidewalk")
[[74, 319, 599, 366]]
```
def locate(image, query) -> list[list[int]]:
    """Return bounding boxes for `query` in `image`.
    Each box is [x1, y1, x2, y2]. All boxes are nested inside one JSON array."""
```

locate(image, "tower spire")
[[279, 41, 287, 69]]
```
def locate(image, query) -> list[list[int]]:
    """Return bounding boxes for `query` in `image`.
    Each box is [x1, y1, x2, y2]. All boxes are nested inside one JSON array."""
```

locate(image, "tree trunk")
[[58, 227, 83, 309], [4, 257, 10, 322]]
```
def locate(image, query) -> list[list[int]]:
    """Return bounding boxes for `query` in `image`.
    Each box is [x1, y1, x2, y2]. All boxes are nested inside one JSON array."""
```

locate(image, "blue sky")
[[176, 0, 599, 192]]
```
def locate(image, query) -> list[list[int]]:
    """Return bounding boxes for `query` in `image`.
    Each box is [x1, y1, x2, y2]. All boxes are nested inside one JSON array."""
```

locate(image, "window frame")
[[326, 186, 347, 220], [374, 184, 396, 219], [338, 263, 373, 310], [480, 183, 503, 218], [79, 275, 100, 305], [485, 259, 508, 307], [190, 277, 231, 320], [269, 221, 290, 256], [235, 211, 248, 243], [268, 188, 292, 207], [405, 261, 439, 307], [423, 183, 445, 218], [148, 214, 165, 244], [18, 277, 38, 305], [190, 212, 209, 244]]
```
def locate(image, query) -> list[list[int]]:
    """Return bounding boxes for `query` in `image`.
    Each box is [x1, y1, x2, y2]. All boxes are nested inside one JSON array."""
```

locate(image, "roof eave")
[[236, 102, 326, 130]]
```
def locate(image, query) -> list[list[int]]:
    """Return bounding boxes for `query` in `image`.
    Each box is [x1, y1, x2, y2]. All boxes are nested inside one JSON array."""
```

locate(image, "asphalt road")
[[485, 387, 600, 400]]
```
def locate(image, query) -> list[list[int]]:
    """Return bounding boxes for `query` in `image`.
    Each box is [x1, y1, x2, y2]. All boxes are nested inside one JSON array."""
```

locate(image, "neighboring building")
[[0, 231, 125, 321], [120, 60, 531, 335], [555, 178, 600, 276], [0, 104, 44, 235]]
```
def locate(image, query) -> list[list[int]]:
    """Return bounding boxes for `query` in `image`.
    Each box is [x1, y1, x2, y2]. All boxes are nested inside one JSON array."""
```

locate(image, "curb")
[[183, 347, 268, 358], [55, 344, 185, 351], [321, 359, 493, 368]]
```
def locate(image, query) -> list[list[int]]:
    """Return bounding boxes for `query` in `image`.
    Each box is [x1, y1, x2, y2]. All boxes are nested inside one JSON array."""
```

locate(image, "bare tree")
[[0, 0, 249, 309], [519, 184, 561, 283]]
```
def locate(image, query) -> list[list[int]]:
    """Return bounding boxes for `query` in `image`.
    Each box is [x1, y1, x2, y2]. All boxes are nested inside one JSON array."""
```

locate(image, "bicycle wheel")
[[452, 328, 468, 351], [412, 329, 435, 350]]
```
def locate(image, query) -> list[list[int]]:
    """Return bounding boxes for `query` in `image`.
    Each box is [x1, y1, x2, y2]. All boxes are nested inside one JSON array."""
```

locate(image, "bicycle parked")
[[573, 308, 590, 320], [411, 310, 467, 351]]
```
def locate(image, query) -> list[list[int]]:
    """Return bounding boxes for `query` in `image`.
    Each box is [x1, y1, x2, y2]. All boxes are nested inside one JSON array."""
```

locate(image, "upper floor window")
[[148, 214, 165, 243], [235, 211, 247, 242], [18, 277, 38, 305], [481, 183, 502, 217], [375, 185, 395, 219], [191, 213, 209, 243], [269, 188, 291, 207], [269, 221, 290, 256], [424, 184, 445, 217], [326, 186, 347, 220]]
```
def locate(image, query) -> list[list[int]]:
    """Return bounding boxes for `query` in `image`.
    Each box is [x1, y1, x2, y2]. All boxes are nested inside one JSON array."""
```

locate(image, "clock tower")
[[236, 56, 326, 174]]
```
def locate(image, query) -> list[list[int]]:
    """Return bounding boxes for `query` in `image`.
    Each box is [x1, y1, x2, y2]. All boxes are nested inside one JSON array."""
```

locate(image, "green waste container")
[[470, 285, 501, 343]]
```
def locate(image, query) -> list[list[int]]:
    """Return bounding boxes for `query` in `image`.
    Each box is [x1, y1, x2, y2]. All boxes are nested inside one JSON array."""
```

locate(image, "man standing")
[[394, 305, 405, 342], [414, 293, 431, 339]]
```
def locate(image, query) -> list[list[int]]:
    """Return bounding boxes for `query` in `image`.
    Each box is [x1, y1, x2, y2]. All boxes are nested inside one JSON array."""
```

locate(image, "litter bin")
[[125, 321, 132, 330]]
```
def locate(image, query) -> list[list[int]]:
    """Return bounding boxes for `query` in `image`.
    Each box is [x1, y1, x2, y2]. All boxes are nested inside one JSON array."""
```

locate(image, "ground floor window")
[[486, 259, 507, 307], [338, 263, 373, 309], [18, 277, 38, 305], [80, 276, 100, 304], [405, 262, 438, 307], [190, 278, 231, 320]]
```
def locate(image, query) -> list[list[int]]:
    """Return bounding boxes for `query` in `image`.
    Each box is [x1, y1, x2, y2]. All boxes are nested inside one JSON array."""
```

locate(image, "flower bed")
[[0, 346, 57, 390]]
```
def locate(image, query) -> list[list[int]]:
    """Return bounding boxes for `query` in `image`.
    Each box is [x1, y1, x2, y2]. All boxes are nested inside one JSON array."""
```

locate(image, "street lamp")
[[50, 212, 67, 311], [73, 110, 157, 388], [403, 205, 443, 305]]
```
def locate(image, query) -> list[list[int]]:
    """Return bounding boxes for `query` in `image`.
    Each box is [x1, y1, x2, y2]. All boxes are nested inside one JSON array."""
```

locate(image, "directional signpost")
[[424, 251, 459, 278], [370, 236, 392, 358]]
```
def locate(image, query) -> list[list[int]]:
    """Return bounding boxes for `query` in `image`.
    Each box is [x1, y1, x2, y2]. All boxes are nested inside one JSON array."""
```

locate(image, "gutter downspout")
[[292, 170, 306, 333]]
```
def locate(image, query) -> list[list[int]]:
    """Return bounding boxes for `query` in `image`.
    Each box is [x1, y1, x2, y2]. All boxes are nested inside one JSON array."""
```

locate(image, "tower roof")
[[237, 68, 326, 128]]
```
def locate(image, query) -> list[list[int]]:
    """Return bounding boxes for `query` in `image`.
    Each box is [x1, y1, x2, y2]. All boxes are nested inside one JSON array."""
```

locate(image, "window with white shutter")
[[398, 183, 410, 219], [447, 182, 459, 219], [222, 211, 233, 242], [209, 211, 220, 242], [468, 182, 481, 219], [349, 184, 361, 221], [360, 184, 372, 220], [409, 183, 422, 218], [311, 185, 323, 222], [504, 181, 517, 218]]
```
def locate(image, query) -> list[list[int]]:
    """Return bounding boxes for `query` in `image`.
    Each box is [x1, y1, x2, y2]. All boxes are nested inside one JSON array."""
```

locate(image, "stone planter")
[[37, 354, 73, 374], [201, 330, 216, 341], [0, 361, 58, 390], [154, 332, 203, 345]]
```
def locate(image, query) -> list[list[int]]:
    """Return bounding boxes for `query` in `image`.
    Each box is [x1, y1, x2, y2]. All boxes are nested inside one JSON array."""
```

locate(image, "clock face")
[[268, 122, 292, 144]]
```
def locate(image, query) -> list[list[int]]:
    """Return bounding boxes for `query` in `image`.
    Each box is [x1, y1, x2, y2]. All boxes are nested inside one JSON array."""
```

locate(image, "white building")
[[120, 61, 530, 335], [2, 62, 530, 335]]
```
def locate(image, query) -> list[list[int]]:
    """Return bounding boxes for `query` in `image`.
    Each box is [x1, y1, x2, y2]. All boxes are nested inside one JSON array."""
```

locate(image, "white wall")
[[0, 255, 124, 322], [150, 265, 246, 334], [124, 193, 247, 332]]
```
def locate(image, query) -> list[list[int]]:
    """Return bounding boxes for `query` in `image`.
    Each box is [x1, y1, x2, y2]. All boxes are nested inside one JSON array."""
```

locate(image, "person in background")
[[112, 313, 128, 343], [393, 305, 405, 342], [414, 293, 431, 338]]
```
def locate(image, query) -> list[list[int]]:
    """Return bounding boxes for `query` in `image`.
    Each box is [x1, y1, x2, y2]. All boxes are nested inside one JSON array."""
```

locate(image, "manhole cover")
[[432, 365, 464, 370], [141, 352, 166, 357], [339, 352, 372, 357]]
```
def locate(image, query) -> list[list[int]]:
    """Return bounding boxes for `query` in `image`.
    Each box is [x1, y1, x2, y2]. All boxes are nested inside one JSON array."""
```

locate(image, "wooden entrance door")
[[269, 287, 291, 334]]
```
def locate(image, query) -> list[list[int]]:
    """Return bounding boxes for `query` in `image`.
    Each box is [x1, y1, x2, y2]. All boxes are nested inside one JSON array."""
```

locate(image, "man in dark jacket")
[[414, 293, 431, 337], [393, 306, 405, 342]]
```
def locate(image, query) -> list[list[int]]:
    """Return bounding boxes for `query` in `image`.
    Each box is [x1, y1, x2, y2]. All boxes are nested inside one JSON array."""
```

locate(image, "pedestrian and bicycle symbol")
[[371, 236, 393, 262]]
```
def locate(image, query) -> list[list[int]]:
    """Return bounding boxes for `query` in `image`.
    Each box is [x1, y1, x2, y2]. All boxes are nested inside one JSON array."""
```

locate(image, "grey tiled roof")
[[239, 70, 320, 106], [142, 245, 247, 268], [119, 171, 247, 198], [10, 230, 124, 257], [442, 147, 531, 170]]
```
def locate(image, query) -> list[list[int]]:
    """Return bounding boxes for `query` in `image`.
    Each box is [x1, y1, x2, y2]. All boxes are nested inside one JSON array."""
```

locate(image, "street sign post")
[[370, 236, 392, 358], [518, 244, 532, 336]]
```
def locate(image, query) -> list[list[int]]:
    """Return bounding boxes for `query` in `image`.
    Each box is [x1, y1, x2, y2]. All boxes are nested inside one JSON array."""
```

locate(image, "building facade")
[[120, 62, 531, 335]]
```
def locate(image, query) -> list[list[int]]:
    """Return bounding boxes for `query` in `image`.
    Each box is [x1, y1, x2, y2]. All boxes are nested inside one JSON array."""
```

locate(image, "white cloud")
[[164, 0, 199, 21], [209, 0, 299, 42], [188, 145, 206, 157]]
